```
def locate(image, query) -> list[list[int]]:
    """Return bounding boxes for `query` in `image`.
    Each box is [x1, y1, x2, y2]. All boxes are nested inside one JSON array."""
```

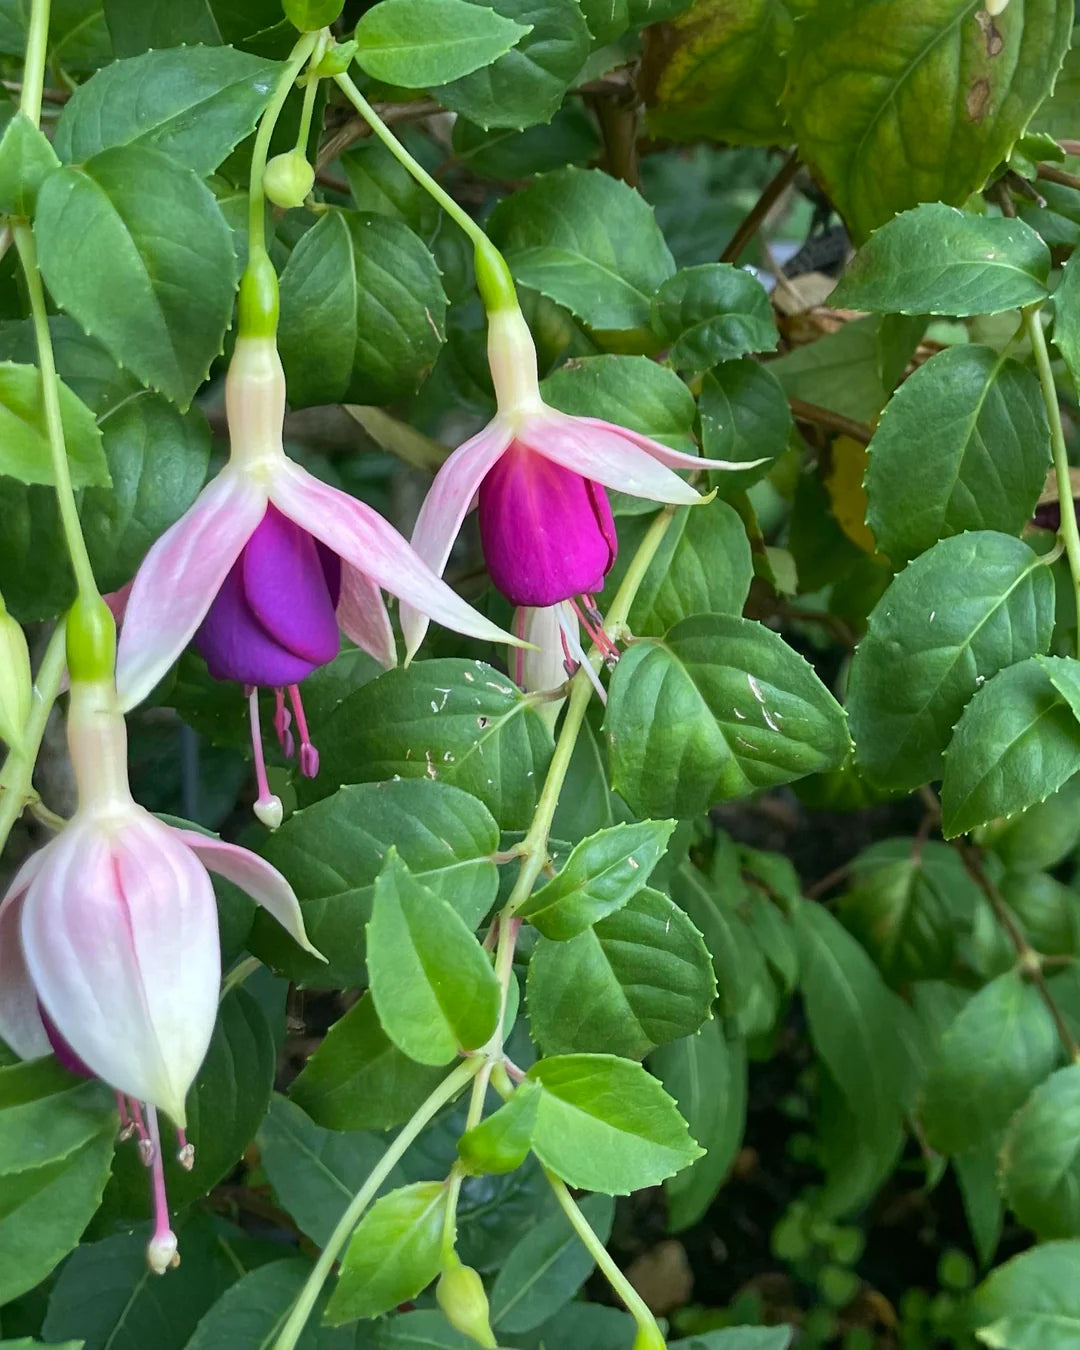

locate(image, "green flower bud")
[[0, 599, 31, 752], [262, 152, 315, 210], [632, 1322, 668, 1350], [282, 0, 345, 31], [65, 592, 116, 686], [312, 38, 357, 75], [436, 1257, 496, 1348]]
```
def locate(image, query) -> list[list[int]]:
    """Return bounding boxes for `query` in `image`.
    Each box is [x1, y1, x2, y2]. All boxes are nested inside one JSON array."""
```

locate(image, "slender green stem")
[[0, 620, 66, 855], [294, 61, 323, 156], [19, 0, 49, 125], [219, 954, 262, 1002], [544, 1170, 664, 1341], [606, 506, 677, 632], [13, 223, 97, 600], [1025, 304, 1080, 658], [249, 32, 319, 252], [273, 1057, 481, 1350]]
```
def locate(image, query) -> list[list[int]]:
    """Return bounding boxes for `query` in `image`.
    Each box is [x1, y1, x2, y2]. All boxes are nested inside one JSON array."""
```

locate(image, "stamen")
[[176, 1127, 195, 1171], [116, 1092, 136, 1142], [248, 688, 283, 829], [569, 598, 620, 663], [557, 604, 607, 704], [558, 621, 576, 678], [145, 1107, 180, 1275], [287, 684, 319, 778], [272, 688, 294, 758]]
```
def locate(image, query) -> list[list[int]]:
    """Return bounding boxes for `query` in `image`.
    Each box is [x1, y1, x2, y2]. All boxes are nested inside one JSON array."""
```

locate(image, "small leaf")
[[1052, 254, 1080, 392], [829, 205, 1051, 316], [325, 1182, 449, 1324], [865, 346, 1051, 564], [526, 887, 716, 1058], [368, 851, 500, 1065], [353, 0, 530, 87], [0, 362, 107, 489], [651, 264, 776, 371], [974, 1239, 1080, 1348], [458, 1081, 541, 1175], [527, 1053, 702, 1193], [1001, 1064, 1080, 1239], [941, 657, 1080, 839], [518, 820, 675, 939], [34, 146, 236, 408], [53, 46, 280, 175], [920, 969, 1059, 1156], [0, 113, 59, 214], [488, 1193, 614, 1332], [489, 167, 675, 330]]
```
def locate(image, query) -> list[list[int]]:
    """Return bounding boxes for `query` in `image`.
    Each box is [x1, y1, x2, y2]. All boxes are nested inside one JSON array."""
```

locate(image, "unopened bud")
[[436, 1257, 497, 1348], [262, 151, 315, 210], [985, 0, 1010, 12], [254, 794, 283, 830], [146, 1229, 179, 1275], [282, 0, 345, 30], [632, 1322, 668, 1350], [0, 602, 31, 752]]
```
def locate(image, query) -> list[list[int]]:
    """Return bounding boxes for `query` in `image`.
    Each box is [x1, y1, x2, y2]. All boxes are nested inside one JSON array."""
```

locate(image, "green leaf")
[[518, 820, 676, 939], [83, 393, 211, 593], [651, 264, 776, 371], [326, 1182, 449, 1324], [604, 613, 850, 819], [641, 0, 793, 145], [278, 209, 447, 409], [769, 314, 897, 424], [489, 167, 675, 330], [437, 0, 590, 131], [1052, 252, 1080, 392], [284, 0, 344, 27], [526, 887, 716, 1058], [375, 1311, 475, 1346], [795, 901, 923, 1146], [0, 113, 59, 214], [187, 1259, 360, 1350], [251, 780, 499, 987], [837, 840, 978, 985], [601, 500, 753, 635], [784, 0, 1073, 242], [865, 346, 1050, 564], [829, 205, 1051, 316], [353, 0, 530, 87], [699, 357, 793, 492], [257, 1096, 394, 1247], [974, 1240, 1080, 1348], [457, 1081, 541, 1176], [95, 987, 276, 1224], [290, 994, 446, 1131], [368, 851, 500, 1065], [0, 1061, 115, 1303], [920, 969, 1059, 1155], [955, 1142, 1004, 1268], [53, 47, 279, 175], [669, 1332, 792, 1350], [527, 1053, 702, 1192], [102, 0, 294, 54], [848, 533, 1055, 794], [302, 658, 554, 831], [342, 141, 439, 235], [34, 146, 236, 409], [0, 362, 106, 489], [651, 1020, 747, 1232], [941, 656, 1080, 838], [488, 1192, 614, 1332], [1001, 1064, 1080, 1239]]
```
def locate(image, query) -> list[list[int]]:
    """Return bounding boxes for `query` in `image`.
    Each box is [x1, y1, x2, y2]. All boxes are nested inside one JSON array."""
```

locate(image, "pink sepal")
[[0, 852, 50, 1060], [336, 564, 397, 670], [574, 415, 767, 474]]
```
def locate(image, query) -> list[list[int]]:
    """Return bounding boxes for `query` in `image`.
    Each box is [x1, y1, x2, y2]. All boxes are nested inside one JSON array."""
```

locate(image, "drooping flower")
[[0, 672, 322, 1274], [401, 303, 756, 671], [115, 335, 519, 824]]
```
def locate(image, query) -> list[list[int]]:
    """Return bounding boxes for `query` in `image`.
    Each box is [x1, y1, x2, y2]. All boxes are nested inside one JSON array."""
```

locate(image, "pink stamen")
[[569, 598, 619, 662], [176, 1126, 195, 1171], [247, 688, 278, 816], [116, 1092, 136, 1142], [127, 1097, 153, 1162], [287, 684, 319, 778], [272, 688, 294, 758], [145, 1107, 179, 1274], [559, 623, 576, 678]]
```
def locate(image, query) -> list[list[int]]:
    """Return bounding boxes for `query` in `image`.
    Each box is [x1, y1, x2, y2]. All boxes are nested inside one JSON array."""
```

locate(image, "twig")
[[721, 149, 799, 264], [788, 397, 873, 445], [1038, 161, 1080, 192], [316, 99, 441, 170], [586, 91, 639, 187], [806, 862, 851, 901]]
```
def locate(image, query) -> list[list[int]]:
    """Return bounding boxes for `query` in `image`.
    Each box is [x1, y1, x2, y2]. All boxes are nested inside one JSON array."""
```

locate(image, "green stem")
[[332, 72, 516, 309], [219, 954, 262, 1002], [13, 222, 97, 601], [249, 32, 319, 252], [273, 1057, 481, 1350], [0, 620, 66, 855], [544, 1170, 664, 1342], [1025, 304, 1080, 658], [294, 58, 323, 156], [19, 0, 49, 125]]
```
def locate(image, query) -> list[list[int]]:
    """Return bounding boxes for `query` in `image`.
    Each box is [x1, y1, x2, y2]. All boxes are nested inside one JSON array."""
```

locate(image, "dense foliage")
[[4, 2, 1080, 1348]]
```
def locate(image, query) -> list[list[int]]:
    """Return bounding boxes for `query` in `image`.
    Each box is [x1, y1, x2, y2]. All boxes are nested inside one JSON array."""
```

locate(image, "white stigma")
[[147, 1229, 180, 1275]]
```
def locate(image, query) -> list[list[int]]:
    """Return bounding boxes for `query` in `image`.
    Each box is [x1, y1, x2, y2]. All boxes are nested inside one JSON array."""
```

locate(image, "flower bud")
[[632, 1322, 668, 1350], [0, 600, 31, 752], [262, 152, 315, 210], [436, 1257, 496, 1348], [985, 0, 1010, 12], [283, 0, 344, 30]]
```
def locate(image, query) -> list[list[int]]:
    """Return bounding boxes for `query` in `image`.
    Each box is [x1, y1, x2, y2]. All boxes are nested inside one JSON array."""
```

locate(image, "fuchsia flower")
[[401, 304, 755, 674], [0, 675, 321, 1273], [115, 336, 518, 823]]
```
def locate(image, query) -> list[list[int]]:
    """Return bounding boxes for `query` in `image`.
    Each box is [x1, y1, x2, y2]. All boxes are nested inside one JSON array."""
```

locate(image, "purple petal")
[[479, 444, 616, 607], [116, 470, 268, 711], [242, 504, 341, 665]]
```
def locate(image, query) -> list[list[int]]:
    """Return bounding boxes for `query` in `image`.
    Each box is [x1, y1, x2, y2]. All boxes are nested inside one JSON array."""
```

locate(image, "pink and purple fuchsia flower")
[[0, 673, 322, 1273], [401, 304, 756, 690], [115, 336, 518, 825]]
